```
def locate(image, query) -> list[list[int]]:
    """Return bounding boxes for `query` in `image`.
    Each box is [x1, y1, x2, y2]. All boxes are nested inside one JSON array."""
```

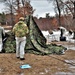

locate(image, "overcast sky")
[[31, 0, 55, 17], [0, 0, 55, 18]]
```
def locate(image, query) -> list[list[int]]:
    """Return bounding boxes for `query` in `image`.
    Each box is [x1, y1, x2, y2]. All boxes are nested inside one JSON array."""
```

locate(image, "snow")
[[41, 27, 75, 43]]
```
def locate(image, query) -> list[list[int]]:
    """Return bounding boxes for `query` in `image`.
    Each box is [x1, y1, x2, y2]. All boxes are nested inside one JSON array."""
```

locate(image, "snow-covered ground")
[[5, 30, 11, 32], [41, 27, 75, 43], [41, 27, 75, 50]]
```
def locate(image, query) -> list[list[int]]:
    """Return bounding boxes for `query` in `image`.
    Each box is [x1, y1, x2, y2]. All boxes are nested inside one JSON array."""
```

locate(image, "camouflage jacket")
[[13, 21, 29, 37]]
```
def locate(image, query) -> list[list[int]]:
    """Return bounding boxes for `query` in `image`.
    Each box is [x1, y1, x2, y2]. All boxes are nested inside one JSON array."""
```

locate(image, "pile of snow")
[[41, 27, 75, 43], [41, 31, 51, 42], [52, 30, 61, 41], [41, 30, 61, 42], [5, 30, 11, 32], [41, 31, 50, 37]]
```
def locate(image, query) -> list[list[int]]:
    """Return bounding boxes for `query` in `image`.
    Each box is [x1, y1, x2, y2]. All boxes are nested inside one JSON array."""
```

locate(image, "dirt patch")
[[0, 49, 75, 75]]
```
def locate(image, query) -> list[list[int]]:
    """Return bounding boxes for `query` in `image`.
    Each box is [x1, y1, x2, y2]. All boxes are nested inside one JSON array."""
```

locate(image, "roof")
[[34, 17, 58, 31]]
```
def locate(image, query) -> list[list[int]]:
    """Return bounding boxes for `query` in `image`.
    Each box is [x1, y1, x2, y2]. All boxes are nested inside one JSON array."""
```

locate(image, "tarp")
[[25, 16, 66, 55], [3, 15, 66, 55]]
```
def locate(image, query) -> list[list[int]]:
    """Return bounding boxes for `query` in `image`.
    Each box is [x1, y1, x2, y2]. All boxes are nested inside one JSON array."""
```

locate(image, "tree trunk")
[[73, 1, 75, 19], [73, 1, 75, 39], [55, 0, 61, 26]]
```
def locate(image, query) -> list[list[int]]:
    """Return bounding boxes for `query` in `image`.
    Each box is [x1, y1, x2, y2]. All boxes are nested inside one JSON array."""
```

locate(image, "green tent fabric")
[[25, 15, 66, 55], [3, 15, 66, 55]]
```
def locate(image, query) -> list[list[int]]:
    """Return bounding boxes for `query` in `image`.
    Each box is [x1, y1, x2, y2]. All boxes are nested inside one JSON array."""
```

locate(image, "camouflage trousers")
[[15, 36, 26, 58]]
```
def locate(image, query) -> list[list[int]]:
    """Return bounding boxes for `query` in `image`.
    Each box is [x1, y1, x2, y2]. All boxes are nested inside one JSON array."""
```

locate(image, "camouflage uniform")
[[0, 26, 5, 52], [13, 20, 29, 60]]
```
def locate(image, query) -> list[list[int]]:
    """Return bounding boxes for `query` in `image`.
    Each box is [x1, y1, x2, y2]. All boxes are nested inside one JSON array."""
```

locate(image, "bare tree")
[[47, 0, 63, 26], [55, 0, 62, 26], [0, 0, 34, 25], [73, 1, 75, 19], [5, 0, 16, 26]]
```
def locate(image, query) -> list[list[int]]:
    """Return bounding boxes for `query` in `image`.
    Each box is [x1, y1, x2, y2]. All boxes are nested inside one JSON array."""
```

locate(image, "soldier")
[[13, 17, 29, 60], [0, 26, 5, 52]]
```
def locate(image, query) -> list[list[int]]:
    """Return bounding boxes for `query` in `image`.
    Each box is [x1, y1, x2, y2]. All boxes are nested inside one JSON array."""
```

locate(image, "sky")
[[30, 0, 55, 18], [0, 0, 55, 18]]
